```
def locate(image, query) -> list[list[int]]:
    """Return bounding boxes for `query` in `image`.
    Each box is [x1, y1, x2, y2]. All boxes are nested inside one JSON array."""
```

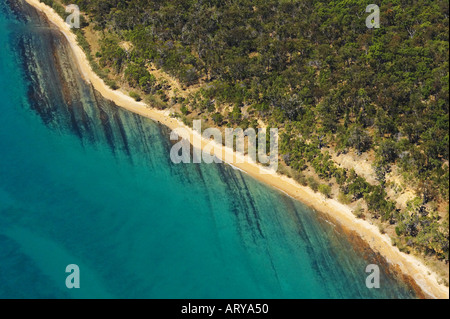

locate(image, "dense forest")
[[43, 0, 448, 272]]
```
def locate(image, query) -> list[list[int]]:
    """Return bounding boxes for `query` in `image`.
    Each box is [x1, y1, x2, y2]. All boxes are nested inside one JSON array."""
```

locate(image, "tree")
[[229, 104, 242, 125], [347, 125, 372, 155], [307, 177, 319, 192], [212, 113, 224, 125], [318, 184, 332, 198], [377, 139, 398, 163]]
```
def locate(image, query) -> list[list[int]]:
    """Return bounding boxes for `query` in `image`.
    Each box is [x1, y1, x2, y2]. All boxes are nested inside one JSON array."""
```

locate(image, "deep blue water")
[[0, 0, 417, 298]]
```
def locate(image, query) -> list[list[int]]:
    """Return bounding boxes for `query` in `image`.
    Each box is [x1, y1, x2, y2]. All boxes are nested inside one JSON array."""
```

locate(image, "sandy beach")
[[25, 0, 449, 299]]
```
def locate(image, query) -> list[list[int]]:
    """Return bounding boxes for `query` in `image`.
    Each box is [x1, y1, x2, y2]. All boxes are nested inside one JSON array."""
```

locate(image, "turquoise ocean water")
[[0, 0, 416, 298]]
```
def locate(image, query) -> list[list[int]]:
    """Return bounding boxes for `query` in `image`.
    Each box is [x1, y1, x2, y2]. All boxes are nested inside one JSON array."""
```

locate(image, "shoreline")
[[24, 0, 449, 299]]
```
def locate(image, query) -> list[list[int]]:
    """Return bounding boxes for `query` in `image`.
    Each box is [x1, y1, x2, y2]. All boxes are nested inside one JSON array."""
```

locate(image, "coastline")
[[24, 0, 449, 299]]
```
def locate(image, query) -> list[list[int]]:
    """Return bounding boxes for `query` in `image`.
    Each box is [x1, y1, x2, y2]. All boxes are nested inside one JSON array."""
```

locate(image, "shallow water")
[[0, 0, 416, 298]]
